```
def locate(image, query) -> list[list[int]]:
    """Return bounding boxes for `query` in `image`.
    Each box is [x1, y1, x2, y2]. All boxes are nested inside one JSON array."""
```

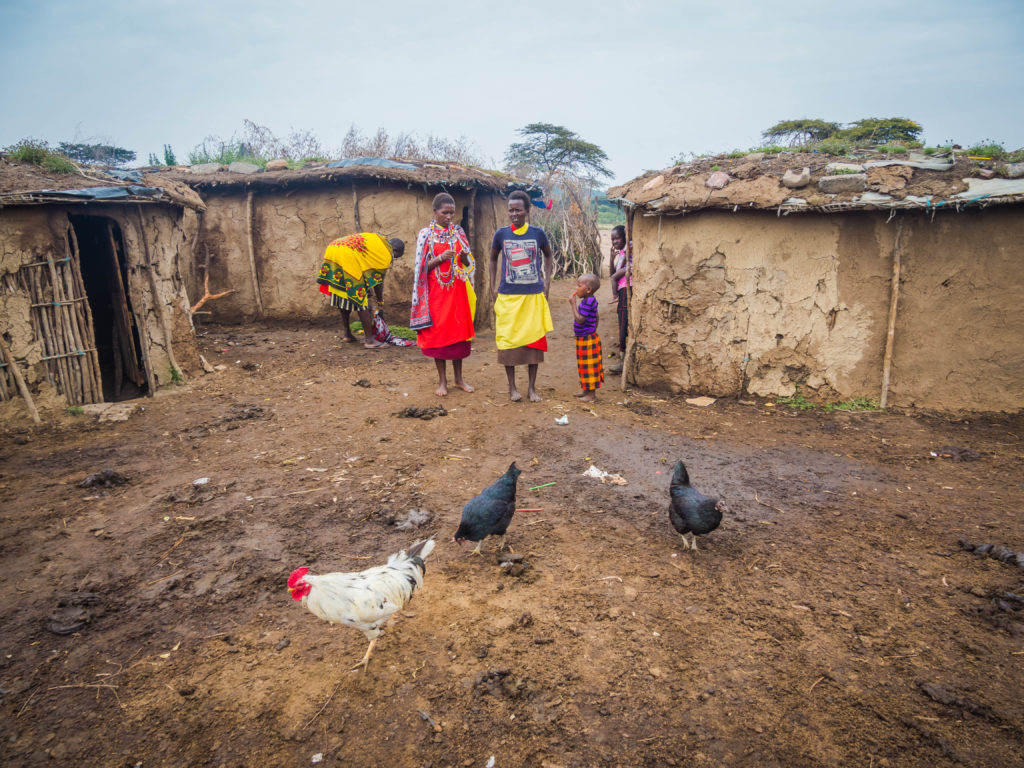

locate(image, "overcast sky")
[[1, 0, 1022, 185]]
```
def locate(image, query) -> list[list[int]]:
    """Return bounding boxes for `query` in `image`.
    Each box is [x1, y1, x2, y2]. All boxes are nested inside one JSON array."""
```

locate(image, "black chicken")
[[454, 462, 521, 554], [668, 460, 725, 550]]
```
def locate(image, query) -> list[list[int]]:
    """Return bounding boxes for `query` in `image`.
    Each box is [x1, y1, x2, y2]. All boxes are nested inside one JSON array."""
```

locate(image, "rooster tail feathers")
[[388, 538, 436, 566], [670, 460, 691, 489], [507, 461, 521, 479], [407, 538, 435, 562]]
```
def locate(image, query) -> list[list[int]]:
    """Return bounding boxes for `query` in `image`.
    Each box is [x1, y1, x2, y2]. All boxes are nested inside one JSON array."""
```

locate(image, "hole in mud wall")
[[459, 206, 469, 232], [70, 215, 148, 402]]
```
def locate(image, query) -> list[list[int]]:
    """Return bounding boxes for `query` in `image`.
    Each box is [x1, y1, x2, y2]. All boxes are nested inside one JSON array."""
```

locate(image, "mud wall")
[[191, 182, 506, 328], [0, 203, 200, 413], [627, 207, 1024, 412]]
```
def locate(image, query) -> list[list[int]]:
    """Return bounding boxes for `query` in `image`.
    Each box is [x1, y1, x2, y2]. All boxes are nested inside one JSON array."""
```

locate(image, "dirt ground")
[[1, 278, 1023, 768]]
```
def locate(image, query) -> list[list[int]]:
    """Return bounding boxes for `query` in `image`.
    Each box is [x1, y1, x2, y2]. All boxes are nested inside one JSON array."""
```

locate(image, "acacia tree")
[[843, 117, 922, 144], [761, 119, 842, 147], [57, 142, 136, 166], [762, 117, 924, 147], [504, 123, 610, 276]]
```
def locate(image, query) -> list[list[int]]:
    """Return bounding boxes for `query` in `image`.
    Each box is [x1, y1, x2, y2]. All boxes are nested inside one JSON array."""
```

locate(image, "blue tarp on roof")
[[35, 185, 163, 200], [326, 157, 418, 171]]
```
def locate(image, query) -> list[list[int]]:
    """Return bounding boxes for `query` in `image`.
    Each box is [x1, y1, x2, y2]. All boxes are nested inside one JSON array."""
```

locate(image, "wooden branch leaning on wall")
[[191, 245, 234, 313], [879, 219, 904, 409], [246, 190, 264, 317], [0, 334, 41, 424]]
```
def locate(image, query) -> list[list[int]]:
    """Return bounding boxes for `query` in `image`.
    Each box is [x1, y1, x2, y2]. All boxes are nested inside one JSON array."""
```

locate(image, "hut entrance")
[[69, 215, 147, 401]]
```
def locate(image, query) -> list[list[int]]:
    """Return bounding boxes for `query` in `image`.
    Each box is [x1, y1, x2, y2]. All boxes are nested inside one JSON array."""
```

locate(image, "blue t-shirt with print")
[[491, 225, 549, 295]]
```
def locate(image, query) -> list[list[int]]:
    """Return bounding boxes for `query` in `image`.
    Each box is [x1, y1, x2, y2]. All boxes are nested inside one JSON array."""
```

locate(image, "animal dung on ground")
[[959, 538, 1024, 568], [394, 405, 447, 420], [79, 468, 130, 488]]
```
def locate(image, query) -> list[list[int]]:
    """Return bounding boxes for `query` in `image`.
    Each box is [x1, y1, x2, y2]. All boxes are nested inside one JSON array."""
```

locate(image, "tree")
[[761, 119, 842, 147], [504, 124, 610, 276], [163, 144, 177, 166], [504, 123, 611, 180], [841, 117, 923, 145], [57, 142, 136, 166]]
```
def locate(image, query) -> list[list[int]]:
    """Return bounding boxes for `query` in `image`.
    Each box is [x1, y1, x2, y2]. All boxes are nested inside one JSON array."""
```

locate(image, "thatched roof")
[[609, 151, 1024, 216], [0, 160, 206, 211], [155, 157, 539, 196]]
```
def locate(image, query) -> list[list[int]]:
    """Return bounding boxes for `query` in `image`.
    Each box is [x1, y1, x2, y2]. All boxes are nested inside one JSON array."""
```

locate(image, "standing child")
[[608, 225, 630, 374], [569, 273, 603, 402]]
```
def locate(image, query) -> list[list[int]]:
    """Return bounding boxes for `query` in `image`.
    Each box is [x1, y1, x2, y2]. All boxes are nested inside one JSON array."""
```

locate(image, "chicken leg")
[[351, 637, 378, 672]]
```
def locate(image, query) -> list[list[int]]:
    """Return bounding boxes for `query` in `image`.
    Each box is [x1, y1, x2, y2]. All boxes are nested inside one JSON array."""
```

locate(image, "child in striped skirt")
[[568, 273, 604, 402]]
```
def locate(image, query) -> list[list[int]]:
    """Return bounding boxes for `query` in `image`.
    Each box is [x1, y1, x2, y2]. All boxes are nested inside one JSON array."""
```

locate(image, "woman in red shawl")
[[410, 193, 476, 396]]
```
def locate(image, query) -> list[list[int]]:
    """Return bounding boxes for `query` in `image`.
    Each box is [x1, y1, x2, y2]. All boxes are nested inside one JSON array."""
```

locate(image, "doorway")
[[69, 215, 147, 401]]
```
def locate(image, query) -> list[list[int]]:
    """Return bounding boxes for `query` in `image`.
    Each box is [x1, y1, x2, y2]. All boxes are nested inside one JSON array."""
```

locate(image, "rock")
[[227, 161, 261, 175], [744, 153, 765, 161], [1002, 162, 1024, 179], [497, 551, 524, 565], [199, 354, 215, 373], [265, 159, 289, 171], [731, 162, 760, 180], [782, 167, 811, 188], [189, 163, 221, 175], [825, 162, 865, 174], [81, 403, 138, 422], [818, 173, 867, 194], [974, 543, 993, 556], [641, 174, 665, 191], [706, 171, 730, 189], [976, 168, 996, 179]]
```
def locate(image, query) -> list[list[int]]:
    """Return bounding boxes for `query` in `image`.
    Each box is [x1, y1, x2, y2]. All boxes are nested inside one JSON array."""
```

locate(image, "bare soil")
[[1, 278, 1023, 768]]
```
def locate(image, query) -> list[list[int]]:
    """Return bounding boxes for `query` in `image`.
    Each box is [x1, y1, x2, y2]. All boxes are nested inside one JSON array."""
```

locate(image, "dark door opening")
[[69, 215, 147, 401]]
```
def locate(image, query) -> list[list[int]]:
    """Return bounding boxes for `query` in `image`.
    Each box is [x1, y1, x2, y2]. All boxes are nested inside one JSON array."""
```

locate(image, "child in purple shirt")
[[568, 273, 604, 401]]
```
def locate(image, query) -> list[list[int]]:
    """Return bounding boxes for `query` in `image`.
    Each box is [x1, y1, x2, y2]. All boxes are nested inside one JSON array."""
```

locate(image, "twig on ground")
[[16, 687, 38, 717], [47, 683, 122, 707], [754, 491, 785, 514], [158, 532, 187, 563], [251, 488, 320, 500], [599, 575, 623, 582], [809, 676, 825, 692], [302, 678, 344, 731], [145, 571, 182, 586]]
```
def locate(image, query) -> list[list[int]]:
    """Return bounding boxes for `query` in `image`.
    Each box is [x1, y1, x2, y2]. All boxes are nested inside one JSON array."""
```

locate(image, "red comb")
[[287, 567, 309, 588]]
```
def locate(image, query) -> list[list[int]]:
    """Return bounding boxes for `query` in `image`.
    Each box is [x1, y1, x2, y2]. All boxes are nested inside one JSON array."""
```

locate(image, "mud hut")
[[159, 159, 537, 326], [609, 152, 1024, 412], [0, 161, 205, 416]]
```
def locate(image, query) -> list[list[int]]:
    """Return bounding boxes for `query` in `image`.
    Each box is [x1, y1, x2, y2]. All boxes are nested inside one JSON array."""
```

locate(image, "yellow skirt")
[[494, 293, 554, 350]]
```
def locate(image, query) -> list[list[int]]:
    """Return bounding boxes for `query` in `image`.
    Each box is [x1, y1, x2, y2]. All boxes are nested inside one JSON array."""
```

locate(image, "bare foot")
[[509, 389, 522, 402], [528, 390, 542, 402], [364, 340, 386, 349], [580, 393, 596, 402], [340, 335, 357, 343], [573, 391, 587, 398], [435, 384, 448, 397], [453, 380, 475, 393]]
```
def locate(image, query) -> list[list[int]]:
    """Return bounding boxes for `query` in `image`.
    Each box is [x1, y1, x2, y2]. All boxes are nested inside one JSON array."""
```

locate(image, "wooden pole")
[[245, 190, 264, 317], [351, 181, 362, 232], [620, 206, 637, 383], [0, 333, 41, 424], [880, 219, 905, 409], [65, 222, 103, 398], [136, 205, 181, 379]]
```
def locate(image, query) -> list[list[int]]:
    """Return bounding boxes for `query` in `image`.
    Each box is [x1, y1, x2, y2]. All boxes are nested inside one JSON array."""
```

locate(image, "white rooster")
[[287, 538, 435, 671]]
